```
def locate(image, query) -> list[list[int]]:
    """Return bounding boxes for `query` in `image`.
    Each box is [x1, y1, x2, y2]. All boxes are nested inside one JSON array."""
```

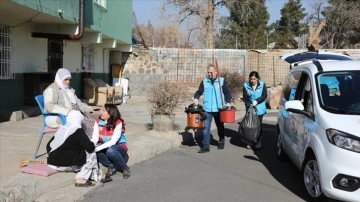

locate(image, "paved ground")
[[0, 96, 277, 201], [81, 131, 308, 202]]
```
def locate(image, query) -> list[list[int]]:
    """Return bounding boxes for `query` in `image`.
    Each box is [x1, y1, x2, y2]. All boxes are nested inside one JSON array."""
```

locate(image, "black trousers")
[[257, 114, 264, 143]]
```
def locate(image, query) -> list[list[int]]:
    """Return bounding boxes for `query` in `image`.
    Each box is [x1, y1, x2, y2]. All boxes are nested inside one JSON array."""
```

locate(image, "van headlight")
[[327, 129, 360, 153]]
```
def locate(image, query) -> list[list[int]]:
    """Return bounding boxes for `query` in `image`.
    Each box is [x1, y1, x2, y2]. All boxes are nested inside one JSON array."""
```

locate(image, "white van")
[[276, 51, 360, 201]]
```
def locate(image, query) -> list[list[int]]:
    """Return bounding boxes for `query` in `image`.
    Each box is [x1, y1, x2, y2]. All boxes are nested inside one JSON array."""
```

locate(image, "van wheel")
[[302, 155, 326, 201], [276, 127, 287, 161]]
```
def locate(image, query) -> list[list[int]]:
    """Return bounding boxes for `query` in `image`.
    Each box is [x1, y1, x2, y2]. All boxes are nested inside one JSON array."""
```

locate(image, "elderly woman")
[[47, 110, 111, 186], [43, 68, 96, 138]]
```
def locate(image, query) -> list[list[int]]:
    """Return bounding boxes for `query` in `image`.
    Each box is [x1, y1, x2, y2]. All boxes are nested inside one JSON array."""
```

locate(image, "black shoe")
[[75, 180, 95, 187], [198, 147, 210, 153], [123, 168, 131, 179], [100, 175, 113, 183], [218, 142, 225, 150]]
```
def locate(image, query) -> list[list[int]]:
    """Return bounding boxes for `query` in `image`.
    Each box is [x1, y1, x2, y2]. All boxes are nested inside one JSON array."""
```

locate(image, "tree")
[[155, 24, 185, 47], [217, 0, 269, 49], [273, 0, 306, 49], [160, 0, 229, 49], [321, 0, 360, 48], [133, 22, 185, 48]]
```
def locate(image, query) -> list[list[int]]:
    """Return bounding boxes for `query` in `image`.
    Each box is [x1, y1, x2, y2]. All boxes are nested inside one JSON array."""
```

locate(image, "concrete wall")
[[0, 0, 133, 113], [13, 24, 48, 73], [0, 27, 111, 110]]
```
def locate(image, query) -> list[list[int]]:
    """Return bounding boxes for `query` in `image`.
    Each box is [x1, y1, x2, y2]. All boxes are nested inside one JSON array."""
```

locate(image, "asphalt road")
[[81, 118, 310, 202]]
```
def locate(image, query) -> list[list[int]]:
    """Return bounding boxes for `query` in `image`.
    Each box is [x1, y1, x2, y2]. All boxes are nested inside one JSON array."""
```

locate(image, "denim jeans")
[[97, 144, 129, 171], [203, 111, 225, 149]]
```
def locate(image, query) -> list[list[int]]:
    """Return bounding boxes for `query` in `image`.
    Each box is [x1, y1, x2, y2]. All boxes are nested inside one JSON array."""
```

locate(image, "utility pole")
[[236, 35, 238, 49]]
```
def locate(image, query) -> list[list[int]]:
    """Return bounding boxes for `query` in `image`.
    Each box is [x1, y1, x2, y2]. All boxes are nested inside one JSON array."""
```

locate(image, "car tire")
[[276, 126, 287, 161], [302, 155, 326, 202]]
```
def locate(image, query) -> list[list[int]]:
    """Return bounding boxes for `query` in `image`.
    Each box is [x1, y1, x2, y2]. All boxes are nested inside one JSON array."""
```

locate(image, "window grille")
[[81, 45, 95, 71], [0, 26, 15, 79], [94, 0, 106, 8]]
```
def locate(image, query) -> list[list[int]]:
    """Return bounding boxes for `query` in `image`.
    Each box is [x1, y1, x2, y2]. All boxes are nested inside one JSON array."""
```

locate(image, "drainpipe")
[[31, 0, 84, 40]]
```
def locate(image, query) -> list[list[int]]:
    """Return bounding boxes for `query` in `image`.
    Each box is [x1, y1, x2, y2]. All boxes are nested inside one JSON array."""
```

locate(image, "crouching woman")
[[47, 110, 103, 187], [91, 104, 130, 179]]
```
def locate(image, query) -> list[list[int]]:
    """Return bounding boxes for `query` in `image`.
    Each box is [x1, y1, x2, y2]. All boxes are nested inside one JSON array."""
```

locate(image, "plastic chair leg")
[[33, 133, 44, 159]]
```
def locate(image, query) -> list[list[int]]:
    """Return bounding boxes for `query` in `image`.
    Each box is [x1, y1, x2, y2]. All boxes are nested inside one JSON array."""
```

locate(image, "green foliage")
[[220, 71, 245, 100], [273, 0, 306, 49], [147, 80, 187, 116], [217, 0, 269, 49], [321, 0, 360, 48]]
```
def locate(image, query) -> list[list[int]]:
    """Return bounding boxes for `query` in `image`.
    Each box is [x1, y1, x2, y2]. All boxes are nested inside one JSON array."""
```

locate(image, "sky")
[[132, 0, 314, 28]]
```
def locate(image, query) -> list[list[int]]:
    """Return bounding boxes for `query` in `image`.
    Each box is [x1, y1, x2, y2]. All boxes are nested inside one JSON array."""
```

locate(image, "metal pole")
[[273, 56, 276, 87], [236, 35, 238, 49], [215, 60, 224, 108], [176, 52, 179, 81]]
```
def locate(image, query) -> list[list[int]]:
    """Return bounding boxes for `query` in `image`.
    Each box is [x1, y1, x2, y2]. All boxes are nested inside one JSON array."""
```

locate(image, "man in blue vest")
[[194, 65, 232, 153]]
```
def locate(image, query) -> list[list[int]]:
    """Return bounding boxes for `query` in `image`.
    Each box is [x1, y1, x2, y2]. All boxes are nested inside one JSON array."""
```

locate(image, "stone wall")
[[122, 46, 360, 96], [122, 47, 165, 96]]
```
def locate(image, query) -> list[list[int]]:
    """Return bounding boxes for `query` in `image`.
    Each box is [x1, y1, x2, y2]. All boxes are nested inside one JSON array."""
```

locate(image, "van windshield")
[[317, 71, 360, 115]]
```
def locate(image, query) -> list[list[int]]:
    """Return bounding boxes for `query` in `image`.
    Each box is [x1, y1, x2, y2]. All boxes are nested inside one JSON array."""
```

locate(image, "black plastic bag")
[[238, 106, 260, 143]]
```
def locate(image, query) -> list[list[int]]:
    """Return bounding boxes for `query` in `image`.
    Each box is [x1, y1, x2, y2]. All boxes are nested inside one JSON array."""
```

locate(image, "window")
[[304, 78, 313, 113], [283, 71, 301, 100], [94, 0, 106, 8], [0, 26, 15, 79], [81, 45, 94, 71], [317, 71, 360, 114]]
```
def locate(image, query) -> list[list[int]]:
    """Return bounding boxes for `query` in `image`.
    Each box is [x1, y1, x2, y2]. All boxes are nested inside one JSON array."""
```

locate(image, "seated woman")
[[91, 103, 130, 179], [43, 68, 97, 138], [46, 110, 111, 186]]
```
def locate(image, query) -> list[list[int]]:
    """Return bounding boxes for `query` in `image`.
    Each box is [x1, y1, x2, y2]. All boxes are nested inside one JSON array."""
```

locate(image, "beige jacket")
[[43, 82, 89, 128]]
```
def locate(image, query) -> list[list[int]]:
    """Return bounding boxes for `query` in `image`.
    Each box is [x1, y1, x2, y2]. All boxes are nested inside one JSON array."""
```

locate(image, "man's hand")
[[252, 100, 258, 106], [194, 98, 199, 105]]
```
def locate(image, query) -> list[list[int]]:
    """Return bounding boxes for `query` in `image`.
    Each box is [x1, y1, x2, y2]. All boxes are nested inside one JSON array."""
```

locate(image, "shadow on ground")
[[179, 112, 310, 201], [228, 120, 310, 201]]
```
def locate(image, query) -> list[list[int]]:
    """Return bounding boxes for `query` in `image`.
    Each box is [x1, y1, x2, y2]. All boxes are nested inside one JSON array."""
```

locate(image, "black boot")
[[198, 147, 210, 153]]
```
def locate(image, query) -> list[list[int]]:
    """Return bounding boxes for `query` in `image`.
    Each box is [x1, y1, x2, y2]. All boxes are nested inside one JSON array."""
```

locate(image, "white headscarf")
[[50, 110, 84, 152], [55, 68, 77, 104]]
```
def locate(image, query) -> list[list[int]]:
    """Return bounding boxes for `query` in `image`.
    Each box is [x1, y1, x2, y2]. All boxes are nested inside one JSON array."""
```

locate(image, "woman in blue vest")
[[243, 71, 267, 150], [194, 65, 232, 153], [92, 104, 130, 179]]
